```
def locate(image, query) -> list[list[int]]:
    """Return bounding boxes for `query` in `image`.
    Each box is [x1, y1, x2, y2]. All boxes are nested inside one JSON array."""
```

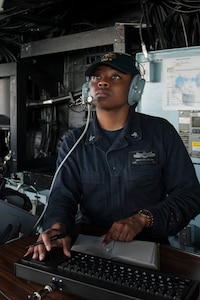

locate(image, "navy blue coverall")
[[43, 108, 200, 242]]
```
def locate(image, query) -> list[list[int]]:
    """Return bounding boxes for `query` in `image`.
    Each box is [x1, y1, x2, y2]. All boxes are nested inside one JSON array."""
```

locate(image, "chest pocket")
[[80, 171, 105, 197], [126, 164, 162, 190], [81, 171, 105, 184], [80, 171, 107, 215]]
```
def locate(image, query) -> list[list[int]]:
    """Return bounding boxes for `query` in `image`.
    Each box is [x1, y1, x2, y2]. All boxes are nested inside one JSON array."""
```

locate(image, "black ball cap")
[[85, 52, 140, 77]]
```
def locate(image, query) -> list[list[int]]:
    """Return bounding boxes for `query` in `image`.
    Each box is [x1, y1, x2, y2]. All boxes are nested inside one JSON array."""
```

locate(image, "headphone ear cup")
[[128, 74, 145, 106], [81, 81, 91, 104]]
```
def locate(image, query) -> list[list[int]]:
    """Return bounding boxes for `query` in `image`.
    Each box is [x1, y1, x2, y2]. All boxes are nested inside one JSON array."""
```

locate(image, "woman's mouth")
[[95, 90, 110, 98]]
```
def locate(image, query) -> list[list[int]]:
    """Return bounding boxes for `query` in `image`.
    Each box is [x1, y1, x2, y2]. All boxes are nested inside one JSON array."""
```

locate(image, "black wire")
[[163, 0, 200, 14], [141, 0, 200, 50], [188, 12, 200, 45], [0, 289, 12, 300], [0, 0, 200, 62], [140, 0, 155, 50]]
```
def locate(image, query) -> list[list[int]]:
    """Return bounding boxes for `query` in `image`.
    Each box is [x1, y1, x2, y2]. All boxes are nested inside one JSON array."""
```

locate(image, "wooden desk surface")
[[0, 236, 83, 300], [0, 225, 200, 300]]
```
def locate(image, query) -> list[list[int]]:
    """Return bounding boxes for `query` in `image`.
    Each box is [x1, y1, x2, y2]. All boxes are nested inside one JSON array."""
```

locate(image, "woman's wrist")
[[138, 209, 154, 228], [51, 223, 67, 232]]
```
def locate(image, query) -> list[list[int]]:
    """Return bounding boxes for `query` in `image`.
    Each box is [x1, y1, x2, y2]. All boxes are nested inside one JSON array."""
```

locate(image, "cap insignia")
[[101, 52, 116, 62]]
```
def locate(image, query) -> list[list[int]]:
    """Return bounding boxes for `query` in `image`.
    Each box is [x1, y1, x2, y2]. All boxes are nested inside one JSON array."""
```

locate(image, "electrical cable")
[[141, 0, 200, 50], [140, 0, 155, 50], [179, 13, 188, 47], [0, 0, 200, 62], [0, 289, 12, 300], [27, 282, 57, 300], [165, 0, 200, 10], [31, 102, 92, 233]]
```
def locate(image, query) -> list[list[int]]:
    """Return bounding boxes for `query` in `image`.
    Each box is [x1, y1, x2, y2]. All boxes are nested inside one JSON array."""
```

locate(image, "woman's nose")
[[98, 80, 109, 88]]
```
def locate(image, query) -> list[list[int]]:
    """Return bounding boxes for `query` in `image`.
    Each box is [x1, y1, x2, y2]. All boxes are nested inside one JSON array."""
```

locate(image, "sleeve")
[[147, 120, 200, 239], [42, 130, 82, 235]]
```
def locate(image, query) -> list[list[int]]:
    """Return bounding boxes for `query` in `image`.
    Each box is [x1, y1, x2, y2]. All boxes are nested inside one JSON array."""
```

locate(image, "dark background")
[[1, 0, 200, 63], [0, 0, 200, 175]]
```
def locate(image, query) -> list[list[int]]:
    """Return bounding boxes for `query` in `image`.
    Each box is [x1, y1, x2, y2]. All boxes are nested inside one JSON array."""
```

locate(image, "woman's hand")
[[24, 223, 71, 261], [102, 213, 147, 245]]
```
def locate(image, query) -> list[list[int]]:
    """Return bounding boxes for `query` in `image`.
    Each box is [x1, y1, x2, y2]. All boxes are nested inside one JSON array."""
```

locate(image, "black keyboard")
[[15, 248, 199, 300]]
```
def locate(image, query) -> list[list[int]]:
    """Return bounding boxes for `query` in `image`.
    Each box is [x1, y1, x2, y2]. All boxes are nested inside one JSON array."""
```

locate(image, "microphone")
[[81, 82, 93, 104]]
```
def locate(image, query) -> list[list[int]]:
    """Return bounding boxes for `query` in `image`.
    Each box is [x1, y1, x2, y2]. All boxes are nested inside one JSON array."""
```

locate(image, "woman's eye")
[[91, 75, 100, 81], [91, 74, 121, 81], [112, 74, 120, 79]]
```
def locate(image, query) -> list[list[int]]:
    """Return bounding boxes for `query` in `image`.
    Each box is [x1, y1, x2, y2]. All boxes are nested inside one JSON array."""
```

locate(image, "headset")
[[81, 70, 145, 107], [127, 73, 145, 106]]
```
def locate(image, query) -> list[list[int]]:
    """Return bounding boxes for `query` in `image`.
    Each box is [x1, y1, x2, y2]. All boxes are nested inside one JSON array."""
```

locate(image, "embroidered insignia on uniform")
[[131, 132, 139, 138], [129, 150, 157, 165], [133, 151, 156, 158], [89, 135, 95, 141]]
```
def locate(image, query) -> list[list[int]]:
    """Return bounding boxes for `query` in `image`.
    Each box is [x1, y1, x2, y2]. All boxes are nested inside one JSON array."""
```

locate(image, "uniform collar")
[[85, 108, 142, 145]]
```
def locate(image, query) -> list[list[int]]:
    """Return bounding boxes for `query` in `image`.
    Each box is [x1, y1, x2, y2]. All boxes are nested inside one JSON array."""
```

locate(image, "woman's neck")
[[96, 106, 130, 131]]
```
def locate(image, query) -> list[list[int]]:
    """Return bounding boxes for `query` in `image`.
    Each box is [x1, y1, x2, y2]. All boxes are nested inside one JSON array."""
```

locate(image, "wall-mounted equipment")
[[0, 23, 146, 175]]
